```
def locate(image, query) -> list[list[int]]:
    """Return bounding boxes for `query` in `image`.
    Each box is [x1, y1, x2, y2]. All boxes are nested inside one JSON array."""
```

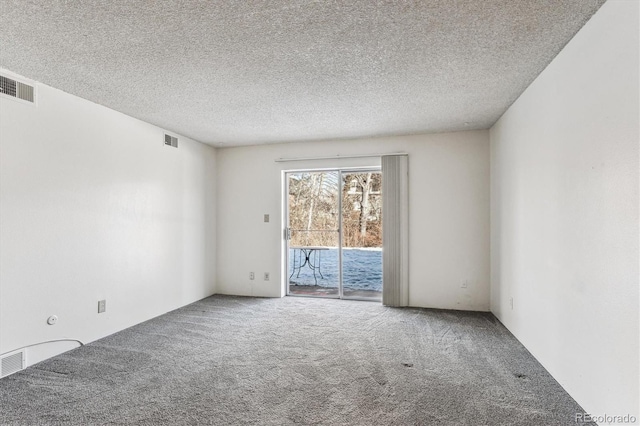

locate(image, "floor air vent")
[[1, 351, 25, 378], [164, 134, 178, 148], [0, 75, 34, 103]]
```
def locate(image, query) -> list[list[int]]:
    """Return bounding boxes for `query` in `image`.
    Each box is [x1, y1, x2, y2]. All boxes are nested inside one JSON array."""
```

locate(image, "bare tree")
[[341, 172, 381, 247], [356, 173, 372, 238], [306, 173, 324, 233], [288, 171, 381, 248]]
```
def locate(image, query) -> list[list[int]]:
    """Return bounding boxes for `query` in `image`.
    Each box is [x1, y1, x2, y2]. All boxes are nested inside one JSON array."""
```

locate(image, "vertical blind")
[[381, 155, 409, 307]]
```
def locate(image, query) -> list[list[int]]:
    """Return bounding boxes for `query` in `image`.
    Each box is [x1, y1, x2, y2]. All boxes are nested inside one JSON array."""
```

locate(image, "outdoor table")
[[289, 246, 330, 285]]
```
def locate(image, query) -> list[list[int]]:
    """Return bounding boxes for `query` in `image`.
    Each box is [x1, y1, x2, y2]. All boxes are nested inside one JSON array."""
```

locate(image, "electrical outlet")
[[264, 272, 270, 281], [98, 300, 106, 313], [509, 297, 513, 310], [250, 272, 255, 280], [264, 214, 270, 223]]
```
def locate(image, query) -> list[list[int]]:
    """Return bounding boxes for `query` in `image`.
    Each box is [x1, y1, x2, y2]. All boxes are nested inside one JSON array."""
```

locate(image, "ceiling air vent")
[[1, 350, 25, 378], [0, 75, 34, 103], [164, 134, 178, 148]]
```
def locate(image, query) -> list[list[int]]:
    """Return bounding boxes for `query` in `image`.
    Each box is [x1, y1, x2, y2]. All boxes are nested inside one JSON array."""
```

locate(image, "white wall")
[[216, 131, 490, 311], [490, 0, 639, 419], [0, 72, 217, 365]]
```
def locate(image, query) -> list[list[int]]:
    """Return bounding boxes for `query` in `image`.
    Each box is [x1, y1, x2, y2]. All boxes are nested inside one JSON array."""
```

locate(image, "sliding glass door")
[[340, 171, 382, 299], [285, 169, 382, 301], [286, 171, 340, 297]]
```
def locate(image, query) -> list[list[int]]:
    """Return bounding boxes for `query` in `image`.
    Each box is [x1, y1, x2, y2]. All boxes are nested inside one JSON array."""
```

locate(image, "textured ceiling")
[[0, 1, 605, 146]]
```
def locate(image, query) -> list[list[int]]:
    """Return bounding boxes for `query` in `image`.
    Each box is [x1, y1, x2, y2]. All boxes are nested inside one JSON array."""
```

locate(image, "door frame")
[[283, 166, 382, 301]]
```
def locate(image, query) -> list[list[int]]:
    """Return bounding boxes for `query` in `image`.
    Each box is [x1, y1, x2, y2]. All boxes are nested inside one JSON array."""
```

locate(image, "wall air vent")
[[0, 75, 34, 103], [1, 350, 25, 378], [164, 134, 178, 148]]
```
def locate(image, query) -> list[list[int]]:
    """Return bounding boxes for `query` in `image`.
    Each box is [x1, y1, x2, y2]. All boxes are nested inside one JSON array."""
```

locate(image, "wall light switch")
[[250, 272, 255, 280], [264, 214, 269, 223], [98, 300, 106, 313]]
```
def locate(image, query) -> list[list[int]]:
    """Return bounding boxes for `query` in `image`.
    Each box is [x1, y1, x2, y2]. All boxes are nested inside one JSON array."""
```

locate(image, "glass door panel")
[[341, 171, 383, 300], [287, 171, 340, 297]]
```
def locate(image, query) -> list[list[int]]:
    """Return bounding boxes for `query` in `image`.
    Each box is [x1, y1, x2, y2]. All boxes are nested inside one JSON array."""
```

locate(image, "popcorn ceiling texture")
[[0, 1, 604, 146]]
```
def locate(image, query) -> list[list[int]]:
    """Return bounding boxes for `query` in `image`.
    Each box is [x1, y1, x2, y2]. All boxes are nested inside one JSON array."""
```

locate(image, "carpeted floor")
[[0, 295, 590, 425]]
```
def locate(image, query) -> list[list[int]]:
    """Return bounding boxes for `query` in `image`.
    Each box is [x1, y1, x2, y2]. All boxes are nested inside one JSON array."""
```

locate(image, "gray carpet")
[[0, 295, 590, 425]]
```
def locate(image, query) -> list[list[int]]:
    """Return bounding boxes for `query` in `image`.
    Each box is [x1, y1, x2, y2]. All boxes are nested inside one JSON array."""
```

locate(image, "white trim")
[[338, 170, 344, 298]]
